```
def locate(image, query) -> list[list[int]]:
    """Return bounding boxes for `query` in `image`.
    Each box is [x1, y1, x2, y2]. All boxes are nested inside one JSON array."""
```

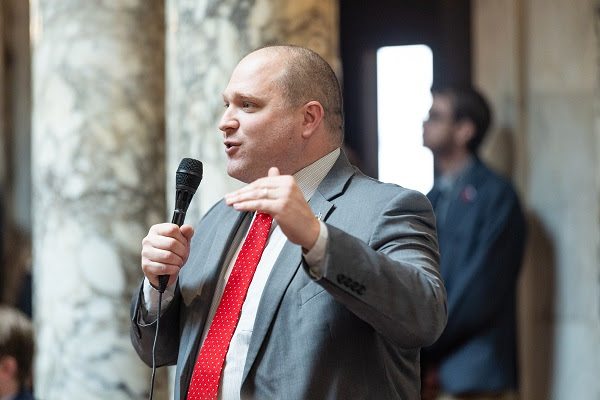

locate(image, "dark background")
[[340, 0, 471, 177]]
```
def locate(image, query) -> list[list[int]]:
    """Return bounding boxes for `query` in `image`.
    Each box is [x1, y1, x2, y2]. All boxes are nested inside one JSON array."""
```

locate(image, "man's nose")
[[218, 108, 239, 133]]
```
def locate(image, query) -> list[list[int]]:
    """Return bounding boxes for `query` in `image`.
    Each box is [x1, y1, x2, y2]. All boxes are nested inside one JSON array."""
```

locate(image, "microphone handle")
[[157, 208, 188, 292], [171, 209, 187, 227]]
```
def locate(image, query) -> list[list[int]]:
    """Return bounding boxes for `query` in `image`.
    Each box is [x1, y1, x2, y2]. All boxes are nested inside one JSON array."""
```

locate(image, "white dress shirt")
[[142, 148, 340, 399]]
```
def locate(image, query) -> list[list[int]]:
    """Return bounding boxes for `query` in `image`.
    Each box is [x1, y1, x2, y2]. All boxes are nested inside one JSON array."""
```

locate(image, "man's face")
[[422, 94, 457, 156], [219, 51, 305, 183]]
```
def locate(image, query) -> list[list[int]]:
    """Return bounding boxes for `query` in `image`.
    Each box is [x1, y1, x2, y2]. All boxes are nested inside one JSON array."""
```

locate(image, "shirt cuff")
[[302, 220, 328, 279], [142, 277, 176, 320]]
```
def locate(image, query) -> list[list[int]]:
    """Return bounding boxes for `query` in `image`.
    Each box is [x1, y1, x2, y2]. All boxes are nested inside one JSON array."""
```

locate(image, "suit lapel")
[[443, 159, 484, 224], [241, 152, 355, 382], [241, 238, 302, 381], [182, 205, 248, 304], [200, 209, 248, 288]]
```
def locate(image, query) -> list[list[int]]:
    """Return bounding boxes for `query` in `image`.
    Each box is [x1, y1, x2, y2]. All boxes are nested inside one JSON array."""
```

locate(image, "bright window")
[[377, 45, 434, 195]]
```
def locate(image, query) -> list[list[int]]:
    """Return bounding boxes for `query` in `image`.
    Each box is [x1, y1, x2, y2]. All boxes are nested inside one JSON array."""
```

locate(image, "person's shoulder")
[[198, 197, 233, 221], [348, 168, 431, 205], [15, 389, 36, 400], [473, 159, 519, 195], [473, 160, 525, 219], [349, 167, 411, 191]]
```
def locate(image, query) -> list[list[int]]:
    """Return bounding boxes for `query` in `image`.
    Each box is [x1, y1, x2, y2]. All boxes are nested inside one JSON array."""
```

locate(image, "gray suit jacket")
[[131, 152, 447, 399]]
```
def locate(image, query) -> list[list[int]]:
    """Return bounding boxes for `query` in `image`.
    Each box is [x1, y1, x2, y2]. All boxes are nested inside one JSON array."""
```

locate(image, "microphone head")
[[176, 158, 203, 191]]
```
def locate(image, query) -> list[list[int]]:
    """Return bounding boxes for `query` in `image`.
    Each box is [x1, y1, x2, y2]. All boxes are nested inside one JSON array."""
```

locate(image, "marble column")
[[0, 1, 5, 186], [31, 1, 167, 399], [166, 0, 340, 221]]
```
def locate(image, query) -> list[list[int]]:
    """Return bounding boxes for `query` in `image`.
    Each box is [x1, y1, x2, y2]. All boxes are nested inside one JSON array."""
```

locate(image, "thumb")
[[180, 224, 195, 242], [268, 167, 280, 177]]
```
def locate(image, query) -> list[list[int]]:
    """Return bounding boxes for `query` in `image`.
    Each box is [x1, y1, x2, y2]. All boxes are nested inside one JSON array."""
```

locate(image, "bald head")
[[250, 45, 344, 145]]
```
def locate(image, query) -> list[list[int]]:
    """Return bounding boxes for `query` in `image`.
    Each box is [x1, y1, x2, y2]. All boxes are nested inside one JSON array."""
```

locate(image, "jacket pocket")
[[299, 281, 326, 306]]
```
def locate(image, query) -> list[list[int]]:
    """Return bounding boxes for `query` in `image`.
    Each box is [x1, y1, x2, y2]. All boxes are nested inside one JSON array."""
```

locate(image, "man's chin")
[[227, 163, 254, 184]]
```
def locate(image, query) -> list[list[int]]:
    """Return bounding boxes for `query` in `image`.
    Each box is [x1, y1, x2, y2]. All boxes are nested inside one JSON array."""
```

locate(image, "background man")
[[0, 306, 36, 400], [421, 86, 527, 400], [131, 45, 447, 400]]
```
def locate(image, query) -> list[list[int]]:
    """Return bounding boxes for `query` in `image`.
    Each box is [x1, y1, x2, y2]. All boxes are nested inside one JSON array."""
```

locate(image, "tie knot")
[[256, 212, 273, 222], [254, 212, 273, 235]]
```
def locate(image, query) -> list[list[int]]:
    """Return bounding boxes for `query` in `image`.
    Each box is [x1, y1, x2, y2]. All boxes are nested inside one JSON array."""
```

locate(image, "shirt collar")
[[293, 148, 341, 201], [436, 156, 475, 192]]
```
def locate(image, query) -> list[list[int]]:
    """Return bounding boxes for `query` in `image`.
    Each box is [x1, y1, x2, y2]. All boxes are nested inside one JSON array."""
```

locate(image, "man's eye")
[[223, 103, 229, 108], [242, 101, 253, 108]]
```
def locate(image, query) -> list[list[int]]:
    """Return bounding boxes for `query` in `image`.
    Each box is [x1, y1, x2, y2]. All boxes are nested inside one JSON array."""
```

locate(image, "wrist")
[[302, 218, 321, 251]]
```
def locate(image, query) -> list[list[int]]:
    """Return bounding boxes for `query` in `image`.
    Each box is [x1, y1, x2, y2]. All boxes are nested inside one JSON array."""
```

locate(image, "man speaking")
[[130, 45, 447, 400]]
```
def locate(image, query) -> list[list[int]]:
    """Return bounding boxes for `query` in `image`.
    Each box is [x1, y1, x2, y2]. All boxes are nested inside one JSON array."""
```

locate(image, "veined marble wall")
[[473, 0, 600, 399], [31, 1, 168, 399], [166, 0, 340, 221], [0, 2, 5, 185]]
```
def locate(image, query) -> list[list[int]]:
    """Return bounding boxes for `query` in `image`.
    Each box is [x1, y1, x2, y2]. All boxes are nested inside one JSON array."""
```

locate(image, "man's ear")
[[301, 101, 325, 139], [0, 355, 18, 379], [454, 119, 476, 148]]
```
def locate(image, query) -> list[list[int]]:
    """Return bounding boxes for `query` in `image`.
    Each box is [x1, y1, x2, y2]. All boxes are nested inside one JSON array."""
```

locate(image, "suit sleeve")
[[305, 188, 447, 348], [424, 187, 526, 359], [130, 280, 182, 367]]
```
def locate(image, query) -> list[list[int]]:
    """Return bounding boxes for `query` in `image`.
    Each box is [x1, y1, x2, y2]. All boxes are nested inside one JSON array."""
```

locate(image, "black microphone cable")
[[148, 158, 203, 400], [149, 286, 165, 400]]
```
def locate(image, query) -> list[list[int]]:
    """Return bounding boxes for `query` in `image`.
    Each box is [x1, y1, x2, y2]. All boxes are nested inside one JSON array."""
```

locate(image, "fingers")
[[225, 186, 275, 209], [180, 224, 195, 242], [225, 177, 278, 209], [223, 168, 319, 249], [224, 177, 294, 215], [142, 259, 182, 278], [142, 237, 186, 266], [145, 224, 190, 256], [224, 168, 291, 204], [141, 223, 193, 285], [268, 167, 280, 177]]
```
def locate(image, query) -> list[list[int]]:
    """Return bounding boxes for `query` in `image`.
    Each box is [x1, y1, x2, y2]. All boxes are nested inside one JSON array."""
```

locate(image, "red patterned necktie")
[[187, 212, 274, 400]]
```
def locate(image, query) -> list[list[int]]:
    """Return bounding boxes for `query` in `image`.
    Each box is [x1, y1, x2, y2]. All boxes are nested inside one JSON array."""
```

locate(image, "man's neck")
[[296, 143, 339, 173], [434, 151, 473, 177], [0, 380, 19, 400]]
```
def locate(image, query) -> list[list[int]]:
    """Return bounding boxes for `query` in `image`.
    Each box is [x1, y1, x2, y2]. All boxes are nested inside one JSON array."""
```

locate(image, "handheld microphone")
[[149, 158, 202, 400], [157, 157, 203, 292]]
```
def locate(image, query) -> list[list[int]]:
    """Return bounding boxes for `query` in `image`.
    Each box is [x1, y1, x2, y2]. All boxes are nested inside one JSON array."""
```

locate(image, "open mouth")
[[224, 142, 240, 154]]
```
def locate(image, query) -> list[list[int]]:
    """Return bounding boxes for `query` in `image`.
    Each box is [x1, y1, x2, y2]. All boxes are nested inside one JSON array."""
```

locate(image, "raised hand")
[[224, 167, 320, 250]]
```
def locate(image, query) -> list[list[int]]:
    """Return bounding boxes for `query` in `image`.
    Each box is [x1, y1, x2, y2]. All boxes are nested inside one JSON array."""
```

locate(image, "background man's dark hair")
[[432, 85, 492, 153], [0, 306, 34, 388]]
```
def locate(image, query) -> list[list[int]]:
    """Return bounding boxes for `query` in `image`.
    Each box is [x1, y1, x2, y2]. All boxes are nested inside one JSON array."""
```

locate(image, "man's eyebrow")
[[223, 91, 260, 102]]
